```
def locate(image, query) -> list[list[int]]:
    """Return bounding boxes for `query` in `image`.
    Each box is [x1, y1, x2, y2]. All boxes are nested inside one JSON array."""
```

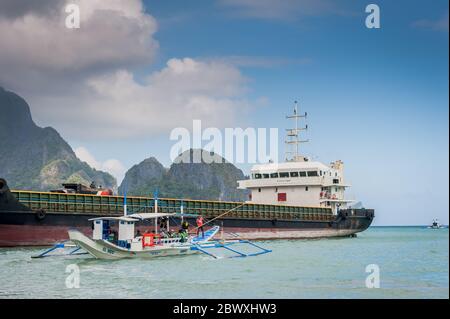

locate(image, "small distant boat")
[[33, 212, 272, 260], [427, 219, 445, 229]]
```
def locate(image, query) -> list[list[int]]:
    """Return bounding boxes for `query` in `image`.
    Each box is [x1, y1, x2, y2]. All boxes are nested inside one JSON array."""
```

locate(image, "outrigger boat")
[[33, 211, 272, 260]]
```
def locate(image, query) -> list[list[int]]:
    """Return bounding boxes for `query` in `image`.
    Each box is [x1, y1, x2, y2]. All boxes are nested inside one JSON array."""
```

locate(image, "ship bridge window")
[[307, 171, 318, 177], [254, 173, 262, 179], [263, 174, 270, 179], [279, 172, 289, 178], [270, 173, 279, 178], [299, 171, 307, 177], [290, 172, 299, 177], [333, 179, 339, 184]]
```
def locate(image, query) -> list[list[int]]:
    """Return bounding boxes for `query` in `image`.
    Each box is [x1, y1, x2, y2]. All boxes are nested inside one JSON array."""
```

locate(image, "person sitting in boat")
[[108, 229, 118, 243], [107, 229, 114, 242], [196, 215, 205, 238]]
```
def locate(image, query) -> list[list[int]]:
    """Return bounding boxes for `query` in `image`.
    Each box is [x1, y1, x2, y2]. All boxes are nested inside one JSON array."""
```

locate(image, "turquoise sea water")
[[0, 227, 448, 299]]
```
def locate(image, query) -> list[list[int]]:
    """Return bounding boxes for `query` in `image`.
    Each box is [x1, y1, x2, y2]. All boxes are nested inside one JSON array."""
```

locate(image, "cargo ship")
[[0, 105, 374, 246]]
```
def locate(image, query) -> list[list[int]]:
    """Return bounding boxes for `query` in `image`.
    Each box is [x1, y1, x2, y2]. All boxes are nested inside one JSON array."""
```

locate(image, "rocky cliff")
[[119, 149, 249, 201], [0, 87, 116, 190]]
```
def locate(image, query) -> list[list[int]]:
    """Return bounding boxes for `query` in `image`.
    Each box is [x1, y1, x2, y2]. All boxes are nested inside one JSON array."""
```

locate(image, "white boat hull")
[[68, 230, 198, 260]]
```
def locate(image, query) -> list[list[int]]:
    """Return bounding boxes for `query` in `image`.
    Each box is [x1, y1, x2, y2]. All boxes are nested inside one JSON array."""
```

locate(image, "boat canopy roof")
[[88, 216, 138, 222], [173, 213, 199, 217], [128, 213, 175, 220]]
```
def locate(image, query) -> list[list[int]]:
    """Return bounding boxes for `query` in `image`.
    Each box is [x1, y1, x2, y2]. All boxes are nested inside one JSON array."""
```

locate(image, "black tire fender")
[[338, 210, 347, 219], [35, 209, 46, 221]]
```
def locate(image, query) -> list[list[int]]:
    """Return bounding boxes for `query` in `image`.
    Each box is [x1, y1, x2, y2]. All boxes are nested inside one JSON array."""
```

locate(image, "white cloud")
[[0, 0, 158, 93], [31, 58, 254, 139], [75, 146, 126, 183]]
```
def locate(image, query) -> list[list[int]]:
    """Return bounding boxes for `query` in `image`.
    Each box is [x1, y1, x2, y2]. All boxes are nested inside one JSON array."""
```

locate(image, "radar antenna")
[[285, 101, 308, 162]]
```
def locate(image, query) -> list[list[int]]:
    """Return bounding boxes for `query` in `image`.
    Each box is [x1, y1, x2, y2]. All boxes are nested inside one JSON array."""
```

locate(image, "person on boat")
[[135, 229, 141, 238], [108, 229, 118, 243], [196, 215, 205, 238], [160, 216, 169, 232], [180, 220, 189, 233], [177, 220, 189, 241], [112, 229, 118, 243], [179, 230, 188, 243], [107, 229, 114, 242]]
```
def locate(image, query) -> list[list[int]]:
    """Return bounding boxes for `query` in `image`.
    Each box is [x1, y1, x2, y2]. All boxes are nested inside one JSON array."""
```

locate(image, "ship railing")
[[12, 190, 334, 221], [15, 200, 334, 221]]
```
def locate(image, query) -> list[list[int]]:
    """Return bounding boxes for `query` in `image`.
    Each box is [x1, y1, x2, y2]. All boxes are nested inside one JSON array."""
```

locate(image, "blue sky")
[[0, 0, 448, 225]]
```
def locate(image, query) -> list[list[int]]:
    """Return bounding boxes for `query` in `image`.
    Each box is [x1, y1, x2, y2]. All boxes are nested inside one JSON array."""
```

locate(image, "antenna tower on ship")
[[285, 101, 308, 162]]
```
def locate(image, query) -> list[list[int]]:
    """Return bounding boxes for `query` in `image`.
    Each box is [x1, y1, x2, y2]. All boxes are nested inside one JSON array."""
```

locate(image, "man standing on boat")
[[196, 215, 205, 238]]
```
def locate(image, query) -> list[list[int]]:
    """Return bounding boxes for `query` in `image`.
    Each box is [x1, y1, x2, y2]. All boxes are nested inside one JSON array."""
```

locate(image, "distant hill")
[[0, 87, 116, 190], [119, 149, 249, 201], [118, 157, 167, 196]]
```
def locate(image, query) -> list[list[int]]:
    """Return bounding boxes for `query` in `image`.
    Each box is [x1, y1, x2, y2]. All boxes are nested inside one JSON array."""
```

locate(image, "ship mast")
[[285, 101, 308, 162]]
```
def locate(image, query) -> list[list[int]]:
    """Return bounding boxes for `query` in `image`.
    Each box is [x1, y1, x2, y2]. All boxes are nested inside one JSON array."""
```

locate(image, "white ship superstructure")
[[238, 102, 354, 214]]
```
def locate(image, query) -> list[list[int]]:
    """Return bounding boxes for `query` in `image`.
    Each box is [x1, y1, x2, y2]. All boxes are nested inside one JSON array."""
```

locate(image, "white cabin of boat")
[[89, 213, 178, 249]]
